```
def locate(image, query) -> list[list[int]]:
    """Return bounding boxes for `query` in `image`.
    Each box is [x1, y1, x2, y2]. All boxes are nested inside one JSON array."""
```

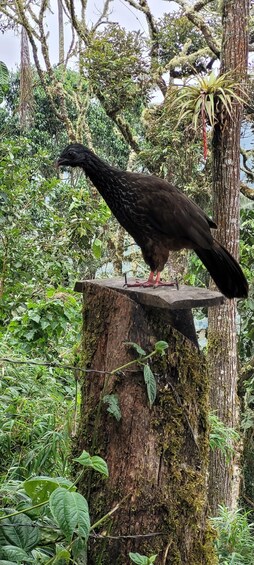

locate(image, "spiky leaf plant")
[[168, 70, 245, 159]]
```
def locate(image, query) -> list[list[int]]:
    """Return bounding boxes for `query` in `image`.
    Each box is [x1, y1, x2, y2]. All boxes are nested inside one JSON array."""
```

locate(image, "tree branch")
[[240, 182, 254, 200], [15, 0, 76, 140], [173, 0, 221, 58], [64, 0, 89, 43], [91, 0, 114, 32], [124, 0, 167, 96], [165, 46, 213, 73]]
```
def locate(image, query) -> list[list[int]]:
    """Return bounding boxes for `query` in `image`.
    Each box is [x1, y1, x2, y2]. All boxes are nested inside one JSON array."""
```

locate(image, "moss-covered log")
[[75, 281, 217, 564]]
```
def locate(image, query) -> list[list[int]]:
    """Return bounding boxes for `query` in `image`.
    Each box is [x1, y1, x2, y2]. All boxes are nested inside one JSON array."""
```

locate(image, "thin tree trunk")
[[20, 26, 33, 129], [208, 0, 249, 514], [58, 0, 64, 65]]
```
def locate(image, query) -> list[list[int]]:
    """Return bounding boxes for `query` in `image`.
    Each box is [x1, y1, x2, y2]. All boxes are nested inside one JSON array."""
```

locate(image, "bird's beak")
[[55, 158, 63, 168]]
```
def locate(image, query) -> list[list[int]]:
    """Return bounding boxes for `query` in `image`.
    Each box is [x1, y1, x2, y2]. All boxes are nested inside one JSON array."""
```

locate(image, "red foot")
[[124, 271, 179, 289], [153, 281, 177, 287]]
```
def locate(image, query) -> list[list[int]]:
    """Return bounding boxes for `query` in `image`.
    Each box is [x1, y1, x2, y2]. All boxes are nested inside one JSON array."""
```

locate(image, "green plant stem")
[[90, 493, 130, 531], [110, 350, 157, 375], [0, 500, 47, 521]]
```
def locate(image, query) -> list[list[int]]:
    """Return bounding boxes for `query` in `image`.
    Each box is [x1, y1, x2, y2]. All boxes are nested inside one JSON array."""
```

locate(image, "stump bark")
[[74, 280, 221, 565]]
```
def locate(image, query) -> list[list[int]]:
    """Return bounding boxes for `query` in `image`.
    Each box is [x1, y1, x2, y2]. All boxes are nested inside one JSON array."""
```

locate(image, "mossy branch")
[[240, 182, 254, 200], [173, 0, 221, 57]]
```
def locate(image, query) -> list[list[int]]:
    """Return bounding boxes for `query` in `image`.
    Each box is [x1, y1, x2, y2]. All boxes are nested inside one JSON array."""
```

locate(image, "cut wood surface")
[[74, 277, 224, 310]]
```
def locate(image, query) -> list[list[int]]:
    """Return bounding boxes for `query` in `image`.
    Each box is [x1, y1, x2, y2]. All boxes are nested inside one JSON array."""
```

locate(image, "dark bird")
[[57, 143, 248, 299]]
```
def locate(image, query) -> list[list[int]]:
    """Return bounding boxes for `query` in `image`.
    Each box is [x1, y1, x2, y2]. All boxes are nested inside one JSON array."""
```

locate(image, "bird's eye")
[[68, 150, 76, 158]]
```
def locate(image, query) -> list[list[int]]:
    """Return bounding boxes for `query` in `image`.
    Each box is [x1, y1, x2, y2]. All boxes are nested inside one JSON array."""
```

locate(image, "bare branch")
[[173, 0, 221, 58], [91, 0, 114, 32], [64, 24, 76, 67], [124, 0, 157, 36], [115, 115, 141, 154], [64, 0, 89, 43], [38, 0, 54, 78], [0, 3, 20, 26], [124, 0, 167, 96], [241, 147, 254, 176], [15, 0, 76, 140], [240, 182, 254, 200], [165, 46, 213, 73], [192, 0, 214, 10]]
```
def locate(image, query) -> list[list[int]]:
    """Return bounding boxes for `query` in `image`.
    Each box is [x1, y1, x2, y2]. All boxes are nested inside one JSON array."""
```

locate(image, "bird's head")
[[56, 143, 87, 168]]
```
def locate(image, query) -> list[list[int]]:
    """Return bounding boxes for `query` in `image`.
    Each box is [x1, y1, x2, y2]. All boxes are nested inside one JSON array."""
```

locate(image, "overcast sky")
[[0, 1, 178, 69]]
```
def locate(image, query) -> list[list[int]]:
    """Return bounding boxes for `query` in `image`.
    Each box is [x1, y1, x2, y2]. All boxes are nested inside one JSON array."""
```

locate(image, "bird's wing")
[[134, 176, 215, 249]]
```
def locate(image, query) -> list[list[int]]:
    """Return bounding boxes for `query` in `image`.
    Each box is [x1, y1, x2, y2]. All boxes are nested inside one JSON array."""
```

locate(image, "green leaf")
[[154, 341, 168, 355], [74, 450, 109, 477], [0, 61, 9, 86], [71, 536, 87, 559], [24, 329, 36, 340], [24, 476, 74, 504], [52, 548, 71, 564], [27, 311, 41, 323], [125, 341, 146, 356], [90, 456, 109, 477], [143, 364, 157, 408], [49, 487, 90, 543], [103, 394, 122, 421], [73, 451, 91, 467], [129, 552, 157, 564], [1, 545, 33, 563], [0, 512, 40, 552], [92, 238, 102, 259]]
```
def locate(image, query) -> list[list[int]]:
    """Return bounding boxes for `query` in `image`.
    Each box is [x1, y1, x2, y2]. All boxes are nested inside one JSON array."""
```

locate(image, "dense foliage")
[[0, 0, 254, 562]]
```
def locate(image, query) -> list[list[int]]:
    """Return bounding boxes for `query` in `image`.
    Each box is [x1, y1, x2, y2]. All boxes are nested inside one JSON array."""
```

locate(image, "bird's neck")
[[80, 152, 121, 200]]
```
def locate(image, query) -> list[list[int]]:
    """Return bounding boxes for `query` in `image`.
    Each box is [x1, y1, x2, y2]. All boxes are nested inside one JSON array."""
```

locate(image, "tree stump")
[[74, 279, 223, 565]]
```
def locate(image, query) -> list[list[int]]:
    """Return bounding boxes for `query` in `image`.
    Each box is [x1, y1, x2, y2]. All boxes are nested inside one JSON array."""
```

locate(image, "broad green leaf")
[[143, 364, 157, 407], [27, 311, 41, 323], [1, 545, 33, 563], [129, 552, 157, 564], [52, 548, 71, 564], [24, 329, 36, 340], [74, 450, 109, 477], [90, 456, 109, 477], [24, 476, 74, 504], [0, 512, 40, 551], [154, 341, 168, 355], [71, 536, 87, 559], [125, 341, 146, 356], [103, 394, 122, 421], [49, 487, 90, 542], [74, 451, 91, 467], [92, 238, 102, 259]]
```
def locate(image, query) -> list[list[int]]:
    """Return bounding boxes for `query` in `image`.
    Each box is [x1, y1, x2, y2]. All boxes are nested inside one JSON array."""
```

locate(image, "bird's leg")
[[142, 271, 156, 287], [124, 271, 155, 287], [124, 272, 179, 289], [153, 271, 179, 289]]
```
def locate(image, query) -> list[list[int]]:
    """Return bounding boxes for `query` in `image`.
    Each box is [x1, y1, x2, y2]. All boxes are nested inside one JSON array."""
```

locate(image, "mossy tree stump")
[[74, 279, 223, 565]]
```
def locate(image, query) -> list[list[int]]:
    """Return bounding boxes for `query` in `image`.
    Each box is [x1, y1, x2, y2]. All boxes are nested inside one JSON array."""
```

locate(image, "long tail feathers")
[[195, 240, 248, 299]]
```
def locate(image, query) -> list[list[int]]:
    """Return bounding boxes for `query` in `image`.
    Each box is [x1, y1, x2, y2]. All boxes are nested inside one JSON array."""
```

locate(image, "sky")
[[0, 0, 178, 69]]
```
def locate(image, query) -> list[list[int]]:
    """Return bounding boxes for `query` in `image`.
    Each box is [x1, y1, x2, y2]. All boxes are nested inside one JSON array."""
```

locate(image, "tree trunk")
[[208, 0, 249, 514], [58, 0, 64, 65], [75, 281, 218, 565], [20, 26, 33, 129]]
